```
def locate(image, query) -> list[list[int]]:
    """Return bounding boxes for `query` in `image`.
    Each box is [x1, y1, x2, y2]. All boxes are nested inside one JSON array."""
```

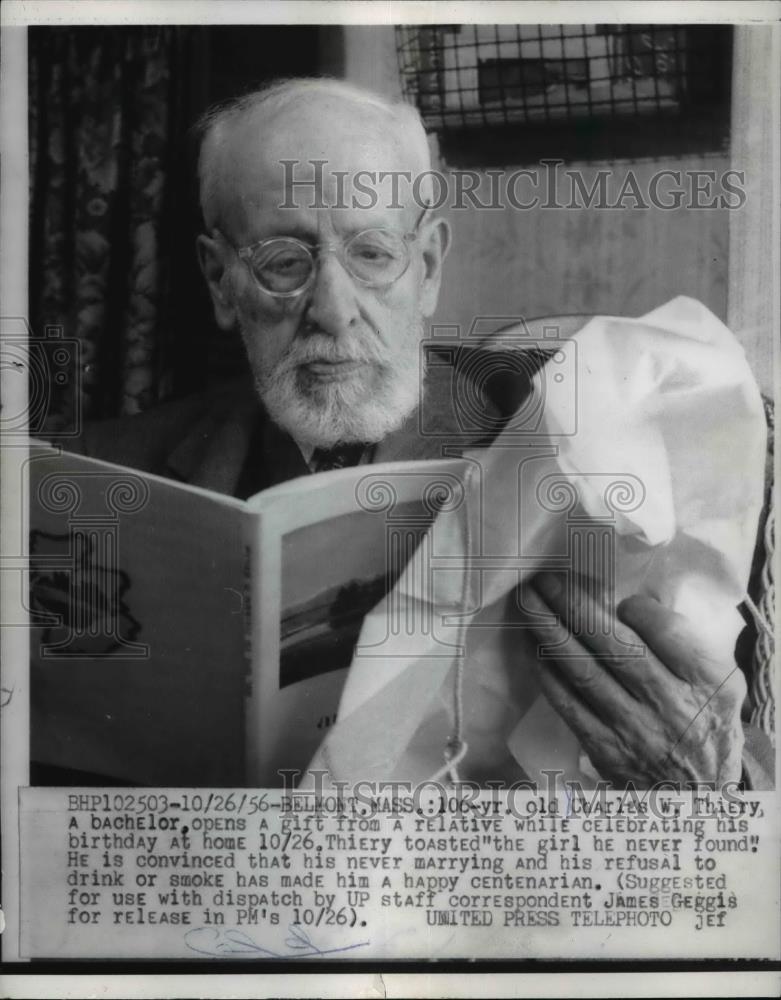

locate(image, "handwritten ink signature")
[[184, 924, 370, 959]]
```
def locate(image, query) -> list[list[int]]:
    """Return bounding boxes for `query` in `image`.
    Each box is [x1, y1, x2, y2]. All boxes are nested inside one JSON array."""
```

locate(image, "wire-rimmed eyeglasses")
[[216, 206, 430, 299]]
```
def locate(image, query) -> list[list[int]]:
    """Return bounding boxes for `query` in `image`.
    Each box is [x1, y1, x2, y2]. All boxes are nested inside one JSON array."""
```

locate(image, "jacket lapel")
[[165, 379, 262, 496], [372, 406, 447, 464]]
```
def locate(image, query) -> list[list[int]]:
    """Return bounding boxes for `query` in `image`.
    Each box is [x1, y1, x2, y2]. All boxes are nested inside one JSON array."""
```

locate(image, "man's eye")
[[349, 239, 399, 267], [268, 255, 304, 272], [260, 252, 309, 275], [355, 247, 392, 262]]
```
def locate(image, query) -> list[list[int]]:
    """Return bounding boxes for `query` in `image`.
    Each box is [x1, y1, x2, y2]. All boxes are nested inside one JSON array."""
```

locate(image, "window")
[[396, 24, 732, 163]]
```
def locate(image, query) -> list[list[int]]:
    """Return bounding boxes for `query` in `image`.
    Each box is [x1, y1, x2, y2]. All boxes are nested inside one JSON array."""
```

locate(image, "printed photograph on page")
[[0, 0, 779, 983]]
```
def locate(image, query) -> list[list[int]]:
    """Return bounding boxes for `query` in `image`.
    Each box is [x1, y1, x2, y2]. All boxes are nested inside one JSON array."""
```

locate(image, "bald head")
[[196, 78, 432, 236]]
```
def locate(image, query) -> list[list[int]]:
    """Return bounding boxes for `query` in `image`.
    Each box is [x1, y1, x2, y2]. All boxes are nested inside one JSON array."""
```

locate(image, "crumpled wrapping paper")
[[305, 297, 767, 787]]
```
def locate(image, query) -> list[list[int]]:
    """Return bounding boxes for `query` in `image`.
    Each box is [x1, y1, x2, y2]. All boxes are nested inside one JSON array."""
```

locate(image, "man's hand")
[[522, 572, 746, 788]]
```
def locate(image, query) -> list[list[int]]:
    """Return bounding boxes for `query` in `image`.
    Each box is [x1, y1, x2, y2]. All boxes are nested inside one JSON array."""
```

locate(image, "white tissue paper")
[[306, 297, 767, 788]]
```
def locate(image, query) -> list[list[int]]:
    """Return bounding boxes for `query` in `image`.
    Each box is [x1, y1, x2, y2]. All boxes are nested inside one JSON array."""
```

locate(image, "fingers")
[[534, 572, 644, 660], [522, 575, 747, 787], [530, 647, 617, 750], [523, 585, 638, 717], [526, 575, 696, 712], [528, 573, 654, 702], [617, 593, 702, 679], [532, 573, 742, 700], [617, 593, 744, 694]]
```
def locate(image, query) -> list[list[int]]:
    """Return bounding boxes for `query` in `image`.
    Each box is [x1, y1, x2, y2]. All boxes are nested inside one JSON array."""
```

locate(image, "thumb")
[[617, 593, 727, 682]]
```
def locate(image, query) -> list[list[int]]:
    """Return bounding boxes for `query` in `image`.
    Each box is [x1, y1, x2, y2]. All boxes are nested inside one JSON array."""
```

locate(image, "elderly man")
[[73, 77, 770, 790]]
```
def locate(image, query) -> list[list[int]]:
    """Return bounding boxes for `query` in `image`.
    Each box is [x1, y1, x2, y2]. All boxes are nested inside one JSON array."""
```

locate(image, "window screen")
[[396, 24, 731, 161]]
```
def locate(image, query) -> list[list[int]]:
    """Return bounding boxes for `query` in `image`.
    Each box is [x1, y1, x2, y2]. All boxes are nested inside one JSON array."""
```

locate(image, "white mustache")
[[281, 332, 388, 370]]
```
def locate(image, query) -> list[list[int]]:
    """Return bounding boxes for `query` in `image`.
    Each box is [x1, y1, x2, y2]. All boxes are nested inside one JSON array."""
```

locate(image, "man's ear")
[[418, 216, 452, 318], [196, 233, 237, 331]]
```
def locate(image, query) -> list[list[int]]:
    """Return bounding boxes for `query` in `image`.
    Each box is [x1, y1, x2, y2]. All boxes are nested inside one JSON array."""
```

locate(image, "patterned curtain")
[[29, 26, 206, 430]]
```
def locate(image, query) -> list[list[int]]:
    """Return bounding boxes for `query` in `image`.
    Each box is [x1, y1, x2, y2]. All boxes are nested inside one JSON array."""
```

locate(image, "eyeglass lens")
[[248, 229, 410, 294]]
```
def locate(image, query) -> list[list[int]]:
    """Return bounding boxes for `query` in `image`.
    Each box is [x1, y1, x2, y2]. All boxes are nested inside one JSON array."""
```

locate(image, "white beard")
[[246, 323, 424, 449]]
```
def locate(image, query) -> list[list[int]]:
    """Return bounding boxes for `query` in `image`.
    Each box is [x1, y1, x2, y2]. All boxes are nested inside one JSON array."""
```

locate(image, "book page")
[[26, 445, 250, 786], [246, 458, 467, 783]]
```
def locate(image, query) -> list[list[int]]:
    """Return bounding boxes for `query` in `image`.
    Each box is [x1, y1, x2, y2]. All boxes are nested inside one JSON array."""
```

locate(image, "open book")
[[27, 444, 465, 786]]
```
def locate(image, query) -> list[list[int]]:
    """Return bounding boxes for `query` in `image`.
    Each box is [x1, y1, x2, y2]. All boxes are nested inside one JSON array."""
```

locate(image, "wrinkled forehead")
[[214, 99, 423, 239]]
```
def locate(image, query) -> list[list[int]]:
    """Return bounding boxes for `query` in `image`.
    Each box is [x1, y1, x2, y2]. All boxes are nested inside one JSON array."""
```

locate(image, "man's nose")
[[304, 251, 361, 336]]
